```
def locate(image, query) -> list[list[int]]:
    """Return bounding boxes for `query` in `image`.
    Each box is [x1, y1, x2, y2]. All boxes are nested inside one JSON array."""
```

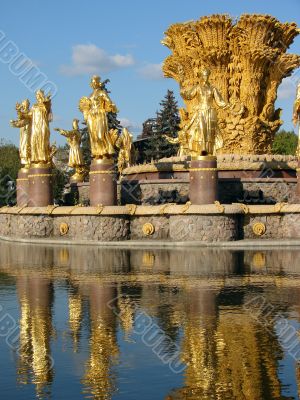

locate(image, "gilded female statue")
[[293, 82, 300, 157], [79, 75, 118, 159], [10, 99, 31, 168], [116, 127, 135, 172], [163, 108, 191, 157], [55, 119, 86, 182], [18, 90, 52, 165], [180, 68, 242, 156]]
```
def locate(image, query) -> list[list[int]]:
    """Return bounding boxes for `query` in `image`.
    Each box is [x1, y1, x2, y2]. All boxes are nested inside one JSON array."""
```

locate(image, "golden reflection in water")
[[81, 284, 119, 399], [68, 290, 82, 352], [117, 294, 135, 338], [17, 276, 54, 398], [1, 241, 300, 399]]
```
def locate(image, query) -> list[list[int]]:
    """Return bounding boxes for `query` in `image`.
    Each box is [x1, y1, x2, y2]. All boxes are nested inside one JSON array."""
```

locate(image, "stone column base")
[[189, 155, 218, 204], [28, 165, 53, 207], [16, 168, 29, 206], [89, 159, 117, 206]]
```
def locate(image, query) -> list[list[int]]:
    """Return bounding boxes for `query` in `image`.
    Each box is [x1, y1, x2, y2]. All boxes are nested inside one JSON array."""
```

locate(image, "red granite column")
[[189, 155, 218, 204], [28, 165, 53, 206], [16, 168, 29, 206], [89, 159, 117, 206]]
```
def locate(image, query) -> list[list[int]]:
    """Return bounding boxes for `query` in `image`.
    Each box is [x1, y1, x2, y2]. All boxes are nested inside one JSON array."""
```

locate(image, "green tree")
[[0, 140, 20, 205], [80, 124, 91, 167], [53, 167, 69, 202], [144, 90, 180, 162], [272, 130, 298, 155]]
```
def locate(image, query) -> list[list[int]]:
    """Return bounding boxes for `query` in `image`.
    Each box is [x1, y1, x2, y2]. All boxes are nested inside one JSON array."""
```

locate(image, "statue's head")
[[22, 99, 30, 110], [36, 89, 45, 103], [90, 75, 102, 89], [72, 118, 79, 130], [199, 67, 211, 83]]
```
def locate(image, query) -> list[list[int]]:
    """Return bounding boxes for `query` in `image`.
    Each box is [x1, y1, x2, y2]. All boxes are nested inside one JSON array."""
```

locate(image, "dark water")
[[1, 242, 300, 399]]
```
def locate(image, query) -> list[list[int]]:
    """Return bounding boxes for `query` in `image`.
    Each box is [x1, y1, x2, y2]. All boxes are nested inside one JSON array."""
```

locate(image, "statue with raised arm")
[[10, 99, 31, 168], [116, 127, 135, 172], [293, 82, 300, 158], [55, 119, 86, 182], [79, 75, 118, 160], [180, 68, 243, 156]]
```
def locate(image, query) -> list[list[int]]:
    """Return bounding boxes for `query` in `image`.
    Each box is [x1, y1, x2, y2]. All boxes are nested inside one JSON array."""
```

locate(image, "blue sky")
[[0, 0, 300, 146]]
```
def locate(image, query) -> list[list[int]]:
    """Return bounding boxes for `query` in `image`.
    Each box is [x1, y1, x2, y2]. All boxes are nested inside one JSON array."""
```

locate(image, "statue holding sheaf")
[[179, 68, 243, 157], [79, 75, 119, 160], [13, 90, 53, 166]]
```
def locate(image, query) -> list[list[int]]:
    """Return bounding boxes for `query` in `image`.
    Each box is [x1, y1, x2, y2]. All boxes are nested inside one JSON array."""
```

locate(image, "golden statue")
[[116, 127, 135, 172], [162, 14, 300, 154], [180, 68, 242, 156], [163, 108, 190, 157], [79, 75, 119, 160], [10, 99, 31, 168], [17, 90, 52, 166], [293, 81, 300, 157], [55, 119, 86, 182]]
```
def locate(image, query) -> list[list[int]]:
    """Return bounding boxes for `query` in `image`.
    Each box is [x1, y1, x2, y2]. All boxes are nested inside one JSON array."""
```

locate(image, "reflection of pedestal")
[[17, 168, 29, 206], [189, 156, 218, 204], [89, 159, 117, 206], [28, 165, 53, 207]]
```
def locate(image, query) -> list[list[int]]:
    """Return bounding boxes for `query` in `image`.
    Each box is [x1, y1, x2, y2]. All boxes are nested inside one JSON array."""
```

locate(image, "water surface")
[[1, 241, 300, 399]]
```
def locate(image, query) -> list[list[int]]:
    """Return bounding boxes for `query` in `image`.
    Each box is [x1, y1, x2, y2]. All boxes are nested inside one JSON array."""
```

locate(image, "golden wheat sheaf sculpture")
[[162, 14, 300, 154]]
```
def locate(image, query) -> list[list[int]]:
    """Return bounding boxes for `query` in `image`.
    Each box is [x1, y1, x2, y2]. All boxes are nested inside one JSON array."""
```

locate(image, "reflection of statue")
[[55, 119, 86, 182], [79, 75, 119, 159], [293, 82, 300, 157], [17, 276, 54, 397], [116, 127, 135, 172], [180, 68, 242, 156], [10, 99, 31, 168], [19, 90, 52, 165]]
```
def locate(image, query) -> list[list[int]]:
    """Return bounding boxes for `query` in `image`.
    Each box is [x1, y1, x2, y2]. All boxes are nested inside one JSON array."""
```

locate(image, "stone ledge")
[[2, 203, 300, 215], [0, 204, 256, 215]]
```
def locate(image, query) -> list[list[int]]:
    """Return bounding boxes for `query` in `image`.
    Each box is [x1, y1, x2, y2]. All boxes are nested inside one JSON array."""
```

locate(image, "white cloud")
[[119, 117, 142, 133], [119, 118, 133, 128], [278, 77, 298, 100], [60, 44, 135, 76], [138, 63, 163, 80]]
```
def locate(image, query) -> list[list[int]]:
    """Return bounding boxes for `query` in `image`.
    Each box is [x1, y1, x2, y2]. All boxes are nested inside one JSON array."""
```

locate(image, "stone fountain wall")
[[1, 204, 300, 243]]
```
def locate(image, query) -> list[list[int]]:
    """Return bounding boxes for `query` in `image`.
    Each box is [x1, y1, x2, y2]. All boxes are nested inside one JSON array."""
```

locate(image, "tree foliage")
[[0, 141, 20, 205], [272, 130, 298, 155], [143, 90, 180, 162]]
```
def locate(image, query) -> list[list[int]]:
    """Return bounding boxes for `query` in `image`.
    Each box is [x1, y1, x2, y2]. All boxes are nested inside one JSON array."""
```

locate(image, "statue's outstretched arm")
[[54, 128, 69, 137], [163, 135, 179, 144], [10, 119, 28, 128]]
